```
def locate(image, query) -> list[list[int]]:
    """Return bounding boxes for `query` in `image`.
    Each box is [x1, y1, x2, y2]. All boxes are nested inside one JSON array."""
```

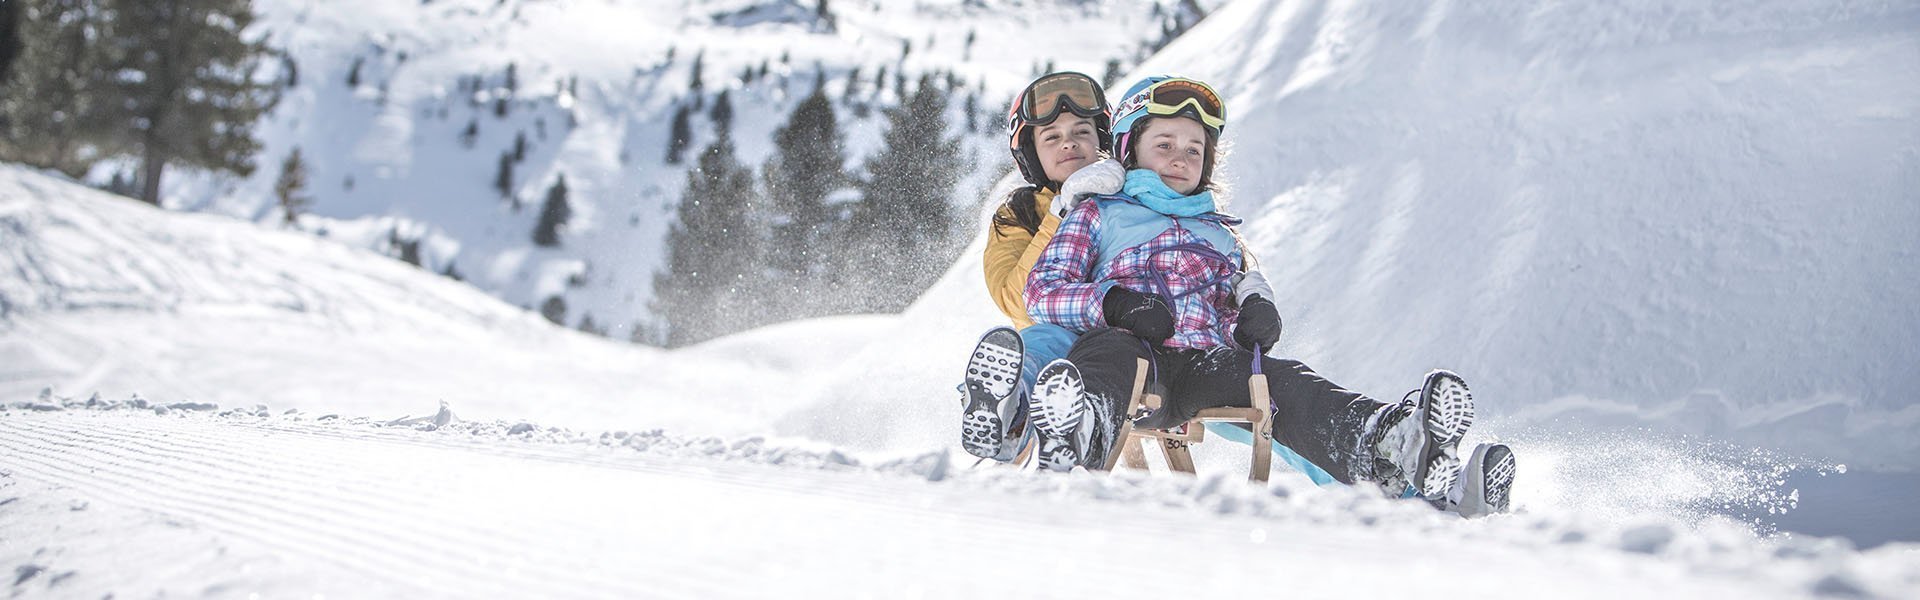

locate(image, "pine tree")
[[540, 296, 567, 326], [274, 147, 311, 225], [513, 131, 528, 162], [850, 74, 961, 311], [460, 118, 478, 148], [108, 0, 281, 205], [0, 1, 19, 84], [763, 88, 847, 319], [0, 0, 120, 176], [665, 103, 693, 164], [709, 89, 733, 139], [532, 174, 572, 247], [842, 66, 861, 101], [494, 152, 514, 199], [653, 136, 764, 347], [1102, 58, 1124, 88], [688, 50, 705, 110]]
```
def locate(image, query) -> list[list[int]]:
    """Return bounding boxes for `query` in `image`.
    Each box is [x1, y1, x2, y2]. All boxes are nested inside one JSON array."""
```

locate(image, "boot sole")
[[1468, 443, 1516, 516], [961, 327, 1024, 459], [1411, 370, 1475, 498], [1030, 359, 1087, 472]]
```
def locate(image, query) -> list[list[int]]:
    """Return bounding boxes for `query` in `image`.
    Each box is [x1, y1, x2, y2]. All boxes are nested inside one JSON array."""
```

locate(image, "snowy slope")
[[5, 0, 1920, 594], [801, 0, 1920, 473], [0, 163, 885, 439], [9, 408, 1912, 598], [4, 140, 1920, 597], [144, 0, 1208, 339]]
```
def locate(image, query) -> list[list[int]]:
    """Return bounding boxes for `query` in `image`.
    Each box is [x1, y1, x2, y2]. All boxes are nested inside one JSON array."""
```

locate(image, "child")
[[1024, 75, 1515, 516]]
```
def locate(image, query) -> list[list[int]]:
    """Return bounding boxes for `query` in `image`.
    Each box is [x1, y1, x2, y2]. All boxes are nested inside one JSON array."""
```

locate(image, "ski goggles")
[[1117, 77, 1226, 133], [1008, 72, 1109, 129]]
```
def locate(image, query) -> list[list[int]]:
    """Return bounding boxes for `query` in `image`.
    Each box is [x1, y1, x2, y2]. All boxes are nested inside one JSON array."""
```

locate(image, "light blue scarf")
[[1122, 168, 1216, 217]]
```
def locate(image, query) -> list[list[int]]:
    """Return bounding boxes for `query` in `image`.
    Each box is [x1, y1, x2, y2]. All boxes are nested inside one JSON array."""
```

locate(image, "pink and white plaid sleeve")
[[1025, 201, 1116, 333]]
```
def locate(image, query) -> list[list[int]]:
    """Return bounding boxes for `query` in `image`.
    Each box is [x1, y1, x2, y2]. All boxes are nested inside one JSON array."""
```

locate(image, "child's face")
[[1132, 117, 1208, 195], [1034, 113, 1102, 185]]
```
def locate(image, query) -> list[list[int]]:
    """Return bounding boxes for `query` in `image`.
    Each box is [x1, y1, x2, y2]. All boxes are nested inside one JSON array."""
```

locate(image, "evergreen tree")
[[460, 118, 478, 148], [665, 103, 693, 164], [347, 56, 363, 87], [653, 136, 764, 347], [494, 151, 514, 199], [1102, 58, 1124, 88], [0, 1, 19, 84], [274, 146, 311, 225], [850, 74, 961, 311], [540, 295, 567, 326], [687, 50, 705, 109], [513, 131, 527, 162], [709, 89, 733, 139], [108, 0, 281, 205], [964, 92, 978, 133], [0, 0, 120, 176], [532, 174, 572, 247], [842, 66, 861, 101], [763, 88, 847, 318]]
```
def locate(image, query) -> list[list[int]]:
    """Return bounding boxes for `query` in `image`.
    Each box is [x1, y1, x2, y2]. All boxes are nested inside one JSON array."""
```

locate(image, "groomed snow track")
[[3, 405, 1906, 598]]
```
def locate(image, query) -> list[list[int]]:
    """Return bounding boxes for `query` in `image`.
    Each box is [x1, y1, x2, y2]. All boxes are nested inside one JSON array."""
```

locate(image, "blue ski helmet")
[[1112, 75, 1227, 169]]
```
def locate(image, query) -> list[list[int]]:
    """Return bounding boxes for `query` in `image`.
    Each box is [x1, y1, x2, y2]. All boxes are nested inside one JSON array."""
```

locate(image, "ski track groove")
[[80, 415, 678, 597], [0, 420, 509, 596], [0, 411, 1234, 596], [0, 416, 641, 597], [40, 418, 539, 574]]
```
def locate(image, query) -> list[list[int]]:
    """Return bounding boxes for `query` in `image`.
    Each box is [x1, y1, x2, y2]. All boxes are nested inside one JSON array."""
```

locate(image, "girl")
[[1023, 75, 1514, 516], [959, 72, 1126, 463]]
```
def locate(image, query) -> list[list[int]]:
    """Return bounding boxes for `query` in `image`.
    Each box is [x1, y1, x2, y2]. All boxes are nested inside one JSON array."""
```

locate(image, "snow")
[[4, 0, 1920, 596]]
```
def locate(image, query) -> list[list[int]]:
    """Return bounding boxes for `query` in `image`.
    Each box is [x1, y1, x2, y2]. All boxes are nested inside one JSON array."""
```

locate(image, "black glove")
[[1233, 295, 1283, 351], [1103, 287, 1175, 343]]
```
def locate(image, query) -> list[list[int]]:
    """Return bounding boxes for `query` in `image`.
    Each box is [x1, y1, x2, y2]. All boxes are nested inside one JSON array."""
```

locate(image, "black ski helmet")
[[1007, 72, 1113, 189]]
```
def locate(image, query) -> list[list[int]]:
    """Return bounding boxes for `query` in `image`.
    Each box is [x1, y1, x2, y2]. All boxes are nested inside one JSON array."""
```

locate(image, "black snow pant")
[[1067, 327, 1388, 484]]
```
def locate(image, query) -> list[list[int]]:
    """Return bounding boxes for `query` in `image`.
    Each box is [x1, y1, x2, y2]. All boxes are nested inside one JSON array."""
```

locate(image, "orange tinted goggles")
[[1010, 72, 1109, 128], [1129, 78, 1226, 132]]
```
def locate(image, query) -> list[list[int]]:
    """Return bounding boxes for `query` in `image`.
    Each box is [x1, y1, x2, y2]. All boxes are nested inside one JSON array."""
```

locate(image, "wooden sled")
[[1104, 357, 1275, 482]]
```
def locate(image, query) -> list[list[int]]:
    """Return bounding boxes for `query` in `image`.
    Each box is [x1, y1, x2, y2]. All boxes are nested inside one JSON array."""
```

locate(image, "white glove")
[[1050, 158, 1126, 217]]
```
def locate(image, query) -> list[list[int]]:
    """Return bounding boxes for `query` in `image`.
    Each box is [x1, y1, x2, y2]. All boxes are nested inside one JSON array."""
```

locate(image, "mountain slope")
[[800, 0, 1920, 471], [145, 0, 1208, 339]]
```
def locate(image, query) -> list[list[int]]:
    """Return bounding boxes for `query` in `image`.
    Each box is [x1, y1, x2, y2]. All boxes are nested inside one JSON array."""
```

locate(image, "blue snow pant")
[[1018, 323, 1078, 397]]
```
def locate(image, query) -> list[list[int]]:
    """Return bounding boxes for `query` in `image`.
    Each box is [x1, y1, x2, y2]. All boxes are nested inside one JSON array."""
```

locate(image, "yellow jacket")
[[983, 188, 1062, 329]]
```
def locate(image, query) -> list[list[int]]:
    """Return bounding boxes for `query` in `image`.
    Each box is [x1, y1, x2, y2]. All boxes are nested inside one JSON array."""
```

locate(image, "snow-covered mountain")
[[143, 0, 1209, 339]]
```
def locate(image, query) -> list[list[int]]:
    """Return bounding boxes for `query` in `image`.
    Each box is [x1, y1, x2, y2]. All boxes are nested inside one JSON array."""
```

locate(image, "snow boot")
[[1030, 359, 1113, 472], [961, 327, 1029, 461], [1439, 442, 1516, 517], [1360, 370, 1476, 497]]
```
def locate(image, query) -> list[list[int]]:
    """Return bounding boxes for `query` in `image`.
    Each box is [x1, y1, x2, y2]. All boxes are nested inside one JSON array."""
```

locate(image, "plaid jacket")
[[1025, 195, 1246, 350]]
